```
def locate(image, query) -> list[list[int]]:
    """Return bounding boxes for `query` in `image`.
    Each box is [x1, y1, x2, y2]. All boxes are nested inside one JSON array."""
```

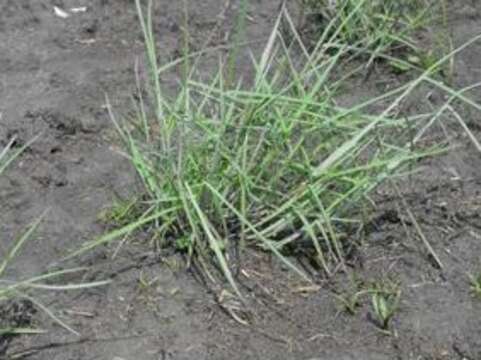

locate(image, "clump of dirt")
[[1, 1, 481, 359]]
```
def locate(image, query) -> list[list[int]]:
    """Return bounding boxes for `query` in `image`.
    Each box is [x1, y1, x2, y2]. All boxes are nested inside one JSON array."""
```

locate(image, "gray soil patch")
[[1, 1, 481, 359]]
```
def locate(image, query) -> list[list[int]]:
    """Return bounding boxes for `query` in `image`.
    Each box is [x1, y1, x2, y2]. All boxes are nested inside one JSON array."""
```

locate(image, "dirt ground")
[[1, 0, 481, 359]]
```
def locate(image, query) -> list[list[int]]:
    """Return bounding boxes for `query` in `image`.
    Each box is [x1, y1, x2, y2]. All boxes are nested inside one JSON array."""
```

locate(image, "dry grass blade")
[[447, 105, 481, 153], [393, 183, 444, 270]]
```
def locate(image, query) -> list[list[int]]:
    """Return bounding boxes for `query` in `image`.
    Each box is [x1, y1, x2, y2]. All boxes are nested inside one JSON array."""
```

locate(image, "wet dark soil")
[[1, 1, 481, 359]]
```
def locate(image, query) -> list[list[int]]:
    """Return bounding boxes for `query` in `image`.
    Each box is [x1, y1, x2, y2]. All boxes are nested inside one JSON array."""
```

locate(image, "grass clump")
[[302, 0, 437, 49], [301, 0, 453, 77], [369, 279, 401, 333], [334, 276, 401, 329], [75, 1, 481, 300]]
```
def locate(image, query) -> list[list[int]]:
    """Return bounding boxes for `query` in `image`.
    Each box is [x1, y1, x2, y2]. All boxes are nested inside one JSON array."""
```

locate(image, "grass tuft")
[[76, 1, 481, 299], [369, 278, 401, 334], [301, 0, 442, 53]]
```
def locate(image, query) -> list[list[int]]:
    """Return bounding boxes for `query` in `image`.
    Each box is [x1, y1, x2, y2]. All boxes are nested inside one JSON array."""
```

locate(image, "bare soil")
[[1, 1, 481, 359]]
